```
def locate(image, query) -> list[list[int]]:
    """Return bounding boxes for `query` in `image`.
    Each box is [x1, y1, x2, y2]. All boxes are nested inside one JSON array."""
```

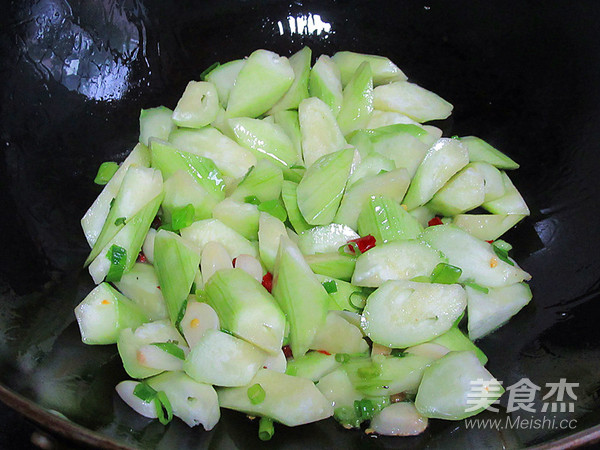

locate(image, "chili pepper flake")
[[282, 345, 293, 358], [262, 272, 273, 293], [428, 217, 443, 227], [347, 235, 376, 254]]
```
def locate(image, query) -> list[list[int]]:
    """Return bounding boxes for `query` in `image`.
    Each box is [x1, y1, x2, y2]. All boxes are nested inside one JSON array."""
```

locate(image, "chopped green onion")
[[492, 242, 514, 266], [357, 363, 382, 379], [151, 342, 185, 360], [105, 245, 127, 282], [114, 217, 126, 226], [390, 348, 407, 357], [492, 239, 512, 251], [258, 417, 275, 441], [333, 405, 355, 421], [176, 298, 188, 328], [349, 292, 366, 311], [430, 263, 462, 284], [200, 61, 220, 80], [257, 199, 287, 222], [354, 399, 377, 420], [247, 383, 266, 405], [109, 198, 116, 209], [133, 382, 158, 403], [463, 281, 489, 294], [190, 282, 197, 295], [133, 383, 174, 425], [369, 396, 391, 415], [410, 275, 431, 283], [94, 161, 119, 185], [290, 164, 306, 170], [361, 286, 376, 296], [335, 353, 367, 363], [353, 397, 390, 421], [333, 406, 362, 428], [171, 204, 195, 231], [322, 280, 338, 294], [335, 353, 350, 363], [338, 242, 362, 256], [335, 353, 347, 363], [244, 195, 261, 205], [348, 242, 362, 255], [155, 390, 174, 425]]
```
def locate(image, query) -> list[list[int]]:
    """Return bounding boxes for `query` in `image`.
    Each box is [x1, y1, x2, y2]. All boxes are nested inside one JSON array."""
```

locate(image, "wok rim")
[[0, 384, 132, 450], [1, 381, 599, 449]]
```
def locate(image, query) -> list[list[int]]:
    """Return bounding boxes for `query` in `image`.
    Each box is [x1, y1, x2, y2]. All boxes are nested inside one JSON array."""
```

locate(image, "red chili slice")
[[282, 345, 293, 358], [347, 235, 376, 254], [428, 217, 444, 227], [137, 252, 147, 263], [232, 258, 237, 267], [486, 240, 494, 244], [316, 350, 331, 355], [262, 272, 273, 293]]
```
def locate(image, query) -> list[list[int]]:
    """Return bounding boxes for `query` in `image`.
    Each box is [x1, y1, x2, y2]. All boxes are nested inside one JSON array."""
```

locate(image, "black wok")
[[1, 0, 600, 448]]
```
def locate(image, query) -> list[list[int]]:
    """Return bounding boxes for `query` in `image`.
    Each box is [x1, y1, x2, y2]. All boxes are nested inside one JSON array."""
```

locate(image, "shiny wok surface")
[[1, 0, 600, 448]]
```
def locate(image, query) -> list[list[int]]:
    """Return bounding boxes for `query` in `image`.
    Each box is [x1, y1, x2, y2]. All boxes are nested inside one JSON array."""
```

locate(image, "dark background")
[[0, 408, 36, 449], [1, 0, 600, 448]]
